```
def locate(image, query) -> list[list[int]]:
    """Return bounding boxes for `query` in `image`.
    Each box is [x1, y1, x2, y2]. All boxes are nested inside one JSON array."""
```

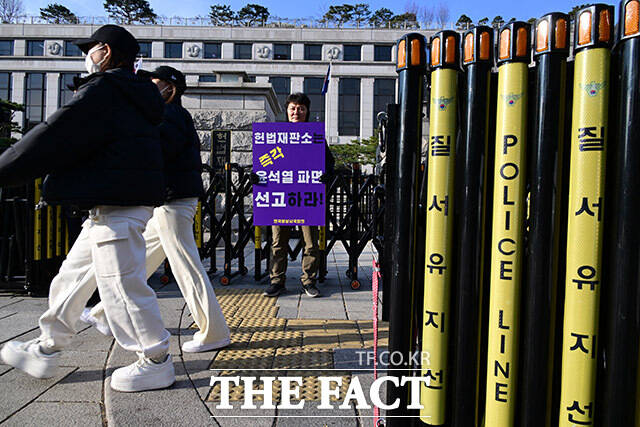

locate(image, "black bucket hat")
[[74, 24, 139, 61], [138, 66, 187, 94]]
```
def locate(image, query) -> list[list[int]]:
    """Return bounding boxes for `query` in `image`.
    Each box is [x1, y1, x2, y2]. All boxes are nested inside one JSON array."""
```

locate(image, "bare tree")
[[404, 0, 419, 15], [420, 6, 435, 28], [436, 3, 450, 28], [0, 0, 24, 23]]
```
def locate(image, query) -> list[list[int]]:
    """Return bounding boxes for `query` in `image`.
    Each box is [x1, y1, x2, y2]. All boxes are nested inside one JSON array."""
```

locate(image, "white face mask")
[[84, 44, 107, 74]]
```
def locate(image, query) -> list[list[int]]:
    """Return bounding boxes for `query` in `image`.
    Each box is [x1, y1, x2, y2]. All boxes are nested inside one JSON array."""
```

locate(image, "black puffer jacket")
[[0, 68, 165, 208], [160, 101, 204, 200]]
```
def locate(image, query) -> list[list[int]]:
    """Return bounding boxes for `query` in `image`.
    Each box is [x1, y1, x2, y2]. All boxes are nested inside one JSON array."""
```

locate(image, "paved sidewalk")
[[0, 242, 387, 426]]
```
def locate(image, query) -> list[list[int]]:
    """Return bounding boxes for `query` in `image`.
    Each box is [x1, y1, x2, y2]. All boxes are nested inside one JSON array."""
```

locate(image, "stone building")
[[0, 23, 435, 165]]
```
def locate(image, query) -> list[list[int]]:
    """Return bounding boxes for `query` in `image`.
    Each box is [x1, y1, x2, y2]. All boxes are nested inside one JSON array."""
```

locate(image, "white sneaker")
[[0, 339, 60, 379], [181, 337, 230, 353], [110, 354, 175, 392], [80, 308, 113, 337]]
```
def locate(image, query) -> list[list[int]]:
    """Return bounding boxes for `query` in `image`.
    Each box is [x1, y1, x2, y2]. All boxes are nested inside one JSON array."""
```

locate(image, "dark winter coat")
[[0, 68, 166, 208], [160, 101, 204, 200]]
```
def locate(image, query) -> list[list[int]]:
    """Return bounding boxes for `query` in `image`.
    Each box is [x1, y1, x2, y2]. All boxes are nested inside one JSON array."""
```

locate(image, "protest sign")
[[252, 122, 326, 226]]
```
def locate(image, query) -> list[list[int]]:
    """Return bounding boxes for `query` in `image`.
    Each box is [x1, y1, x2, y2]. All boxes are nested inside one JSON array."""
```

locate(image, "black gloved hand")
[[318, 172, 331, 183], [250, 172, 261, 184]]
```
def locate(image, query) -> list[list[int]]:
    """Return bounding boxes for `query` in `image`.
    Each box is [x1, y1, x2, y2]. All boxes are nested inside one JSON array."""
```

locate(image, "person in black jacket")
[[81, 66, 231, 353], [0, 25, 174, 393]]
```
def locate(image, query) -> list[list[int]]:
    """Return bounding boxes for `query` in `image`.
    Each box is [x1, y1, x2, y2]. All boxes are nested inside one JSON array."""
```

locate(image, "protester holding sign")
[[81, 66, 231, 354], [0, 25, 174, 392], [253, 93, 334, 298]]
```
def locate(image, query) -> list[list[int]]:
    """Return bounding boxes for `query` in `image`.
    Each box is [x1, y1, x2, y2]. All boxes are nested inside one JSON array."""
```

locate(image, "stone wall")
[[182, 80, 280, 169]]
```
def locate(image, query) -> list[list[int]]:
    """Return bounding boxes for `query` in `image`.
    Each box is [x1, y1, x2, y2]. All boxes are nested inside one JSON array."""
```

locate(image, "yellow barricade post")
[[194, 200, 203, 249], [483, 21, 530, 427], [33, 178, 42, 262], [420, 30, 460, 426], [558, 5, 613, 426], [55, 206, 63, 258]]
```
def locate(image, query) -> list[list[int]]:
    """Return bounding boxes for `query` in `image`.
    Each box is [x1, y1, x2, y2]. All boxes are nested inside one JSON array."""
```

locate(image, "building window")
[[26, 40, 44, 56], [304, 44, 322, 61], [339, 78, 360, 136], [64, 41, 82, 57], [164, 42, 183, 58], [24, 73, 46, 131], [204, 43, 221, 59], [0, 73, 11, 101], [234, 43, 252, 59], [138, 42, 152, 58], [304, 77, 325, 122], [343, 45, 361, 61], [273, 44, 291, 60], [59, 73, 80, 107], [269, 77, 290, 121], [245, 75, 256, 83], [0, 41, 13, 56], [374, 45, 392, 62], [373, 79, 396, 128], [199, 75, 217, 82]]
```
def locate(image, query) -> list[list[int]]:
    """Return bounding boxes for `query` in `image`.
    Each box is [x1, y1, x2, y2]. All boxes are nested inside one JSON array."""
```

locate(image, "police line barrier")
[[383, 3, 640, 426]]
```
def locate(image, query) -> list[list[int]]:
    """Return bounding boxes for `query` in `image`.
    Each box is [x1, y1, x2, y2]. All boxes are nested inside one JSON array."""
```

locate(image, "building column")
[[292, 43, 304, 61], [11, 72, 25, 134], [14, 40, 26, 56], [151, 41, 163, 58], [45, 73, 60, 119], [362, 44, 374, 62], [360, 77, 374, 139], [221, 43, 234, 59], [326, 76, 339, 143], [291, 76, 303, 94]]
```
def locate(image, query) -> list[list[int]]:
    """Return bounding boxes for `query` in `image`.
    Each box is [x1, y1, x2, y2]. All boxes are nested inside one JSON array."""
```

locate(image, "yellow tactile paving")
[[273, 347, 332, 369], [249, 330, 302, 349], [210, 348, 275, 370], [238, 317, 286, 332], [205, 289, 385, 403]]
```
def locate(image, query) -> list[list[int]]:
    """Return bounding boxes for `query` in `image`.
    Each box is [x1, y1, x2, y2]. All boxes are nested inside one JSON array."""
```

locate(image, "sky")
[[22, 0, 619, 25]]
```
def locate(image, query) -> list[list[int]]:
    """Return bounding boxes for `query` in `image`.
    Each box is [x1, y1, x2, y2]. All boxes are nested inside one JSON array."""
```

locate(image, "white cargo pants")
[[90, 198, 229, 345], [38, 206, 170, 359]]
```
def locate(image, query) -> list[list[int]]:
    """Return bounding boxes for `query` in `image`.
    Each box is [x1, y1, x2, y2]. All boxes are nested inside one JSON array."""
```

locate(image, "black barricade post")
[[220, 164, 252, 285], [347, 163, 360, 289], [254, 225, 263, 280], [518, 13, 569, 427], [381, 103, 399, 322], [597, 1, 640, 423], [449, 25, 493, 427], [386, 33, 426, 426], [222, 162, 233, 285]]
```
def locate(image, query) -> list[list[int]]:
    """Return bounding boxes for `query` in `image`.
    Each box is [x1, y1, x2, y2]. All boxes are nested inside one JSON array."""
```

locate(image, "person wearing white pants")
[[81, 66, 230, 352], [83, 197, 230, 352], [0, 25, 175, 392]]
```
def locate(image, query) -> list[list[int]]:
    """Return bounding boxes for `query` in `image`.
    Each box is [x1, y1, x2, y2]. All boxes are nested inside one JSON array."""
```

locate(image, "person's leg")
[[267, 225, 290, 296], [300, 226, 320, 297], [89, 206, 174, 392], [38, 220, 99, 350], [0, 221, 98, 378], [153, 199, 230, 351], [89, 206, 170, 359], [87, 211, 166, 330]]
